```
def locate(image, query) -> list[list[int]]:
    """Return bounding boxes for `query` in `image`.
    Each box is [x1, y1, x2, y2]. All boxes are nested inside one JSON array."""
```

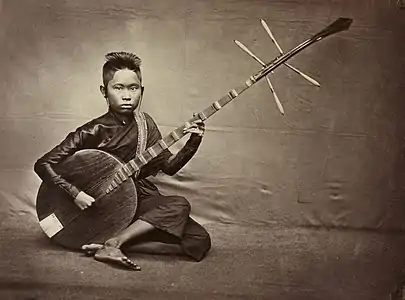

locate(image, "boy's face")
[[100, 69, 142, 115]]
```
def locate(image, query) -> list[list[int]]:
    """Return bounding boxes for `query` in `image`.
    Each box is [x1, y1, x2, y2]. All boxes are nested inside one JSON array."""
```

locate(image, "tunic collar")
[[108, 110, 134, 126]]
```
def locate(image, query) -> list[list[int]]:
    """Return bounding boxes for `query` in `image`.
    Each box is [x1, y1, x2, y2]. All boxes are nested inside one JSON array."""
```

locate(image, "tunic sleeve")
[[161, 134, 202, 176], [34, 125, 95, 199], [138, 113, 202, 178]]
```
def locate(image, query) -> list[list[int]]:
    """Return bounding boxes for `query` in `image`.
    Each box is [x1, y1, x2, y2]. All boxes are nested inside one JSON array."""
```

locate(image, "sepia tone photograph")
[[0, 0, 404, 299]]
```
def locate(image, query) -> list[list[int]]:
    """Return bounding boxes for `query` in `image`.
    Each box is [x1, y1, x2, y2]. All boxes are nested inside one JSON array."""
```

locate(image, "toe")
[[82, 244, 103, 251], [122, 257, 141, 271]]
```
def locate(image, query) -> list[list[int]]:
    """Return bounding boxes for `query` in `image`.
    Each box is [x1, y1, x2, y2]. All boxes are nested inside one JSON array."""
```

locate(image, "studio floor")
[[1, 213, 405, 300]]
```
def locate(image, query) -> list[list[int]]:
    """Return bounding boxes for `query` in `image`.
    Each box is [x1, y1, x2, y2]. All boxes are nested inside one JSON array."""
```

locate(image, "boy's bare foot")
[[82, 241, 141, 271], [94, 245, 141, 271]]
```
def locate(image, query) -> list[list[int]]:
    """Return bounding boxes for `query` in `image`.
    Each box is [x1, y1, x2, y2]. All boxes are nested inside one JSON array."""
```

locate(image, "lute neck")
[[105, 17, 353, 193], [115, 76, 256, 183]]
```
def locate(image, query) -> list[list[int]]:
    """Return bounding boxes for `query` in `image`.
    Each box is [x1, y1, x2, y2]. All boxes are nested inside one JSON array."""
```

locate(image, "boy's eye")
[[114, 86, 123, 90], [130, 85, 140, 91]]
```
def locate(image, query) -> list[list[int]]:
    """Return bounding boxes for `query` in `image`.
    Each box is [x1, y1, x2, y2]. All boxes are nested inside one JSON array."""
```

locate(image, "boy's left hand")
[[183, 120, 205, 137]]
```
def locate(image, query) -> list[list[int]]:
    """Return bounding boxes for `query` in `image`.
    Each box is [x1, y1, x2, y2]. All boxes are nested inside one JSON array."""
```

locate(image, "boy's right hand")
[[74, 191, 96, 210]]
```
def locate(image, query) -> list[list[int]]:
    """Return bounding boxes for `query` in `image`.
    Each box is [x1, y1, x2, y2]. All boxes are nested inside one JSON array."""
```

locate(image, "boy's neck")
[[109, 109, 134, 125]]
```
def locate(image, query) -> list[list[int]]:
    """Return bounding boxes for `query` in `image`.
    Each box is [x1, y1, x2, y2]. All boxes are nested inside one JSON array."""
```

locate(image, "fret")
[[213, 101, 222, 111], [147, 147, 158, 158], [245, 76, 256, 87], [126, 162, 135, 174], [121, 164, 132, 177], [158, 139, 169, 150], [117, 170, 126, 182], [129, 160, 139, 172], [133, 157, 144, 169], [147, 150, 155, 161], [152, 144, 164, 156], [138, 153, 148, 165], [170, 130, 181, 141], [163, 130, 179, 148], [197, 111, 207, 121], [227, 89, 239, 100]]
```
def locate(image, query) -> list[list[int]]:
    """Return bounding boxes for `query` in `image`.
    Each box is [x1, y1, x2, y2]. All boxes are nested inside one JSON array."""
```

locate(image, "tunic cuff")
[[186, 134, 202, 149]]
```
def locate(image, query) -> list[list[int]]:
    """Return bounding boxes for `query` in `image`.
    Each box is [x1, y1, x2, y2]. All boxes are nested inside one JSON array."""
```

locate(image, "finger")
[[194, 123, 205, 130], [183, 126, 198, 133], [185, 121, 204, 130], [186, 129, 204, 137], [191, 124, 205, 131], [197, 123, 205, 130], [184, 128, 200, 134], [194, 121, 205, 129]]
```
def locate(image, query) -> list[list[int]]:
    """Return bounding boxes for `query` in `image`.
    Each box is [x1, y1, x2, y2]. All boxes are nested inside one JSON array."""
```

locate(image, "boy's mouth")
[[121, 104, 133, 109]]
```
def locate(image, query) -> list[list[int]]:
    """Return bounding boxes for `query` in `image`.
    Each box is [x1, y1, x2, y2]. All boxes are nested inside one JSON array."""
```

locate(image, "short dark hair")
[[102, 52, 142, 87]]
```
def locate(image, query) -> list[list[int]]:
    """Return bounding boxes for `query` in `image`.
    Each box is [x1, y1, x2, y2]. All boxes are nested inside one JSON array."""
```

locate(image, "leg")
[[82, 219, 154, 271], [104, 219, 155, 248], [123, 217, 211, 261], [83, 195, 191, 270], [93, 219, 155, 271]]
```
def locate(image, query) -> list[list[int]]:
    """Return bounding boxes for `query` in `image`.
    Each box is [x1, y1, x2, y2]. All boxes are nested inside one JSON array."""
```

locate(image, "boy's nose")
[[122, 89, 131, 100]]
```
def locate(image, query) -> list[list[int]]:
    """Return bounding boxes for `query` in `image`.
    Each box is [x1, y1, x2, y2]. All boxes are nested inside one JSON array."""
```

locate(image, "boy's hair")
[[102, 52, 142, 87]]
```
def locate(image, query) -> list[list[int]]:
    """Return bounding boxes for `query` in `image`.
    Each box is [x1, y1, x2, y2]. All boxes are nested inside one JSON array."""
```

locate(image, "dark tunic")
[[34, 110, 211, 261]]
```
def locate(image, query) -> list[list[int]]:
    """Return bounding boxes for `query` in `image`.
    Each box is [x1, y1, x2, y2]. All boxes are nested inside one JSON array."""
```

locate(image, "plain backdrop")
[[1, 0, 404, 230]]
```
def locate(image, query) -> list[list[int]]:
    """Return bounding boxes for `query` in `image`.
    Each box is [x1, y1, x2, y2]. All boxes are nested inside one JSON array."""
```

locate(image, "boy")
[[34, 52, 211, 271]]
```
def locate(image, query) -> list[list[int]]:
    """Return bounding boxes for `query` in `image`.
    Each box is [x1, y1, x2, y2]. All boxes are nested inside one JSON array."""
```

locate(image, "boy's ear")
[[100, 85, 107, 98], [141, 86, 145, 96]]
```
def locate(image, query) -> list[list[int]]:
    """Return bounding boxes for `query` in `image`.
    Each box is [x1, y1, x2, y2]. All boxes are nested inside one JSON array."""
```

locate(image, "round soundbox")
[[36, 149, 137, 250]]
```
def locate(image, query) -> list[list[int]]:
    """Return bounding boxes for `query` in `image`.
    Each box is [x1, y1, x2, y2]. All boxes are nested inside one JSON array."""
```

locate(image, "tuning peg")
[[260, 19, 320, 87], [234, 40, 285, 115]]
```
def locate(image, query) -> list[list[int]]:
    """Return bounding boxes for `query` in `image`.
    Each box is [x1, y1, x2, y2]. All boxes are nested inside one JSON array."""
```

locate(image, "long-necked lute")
[[36, 18, 353, 249]]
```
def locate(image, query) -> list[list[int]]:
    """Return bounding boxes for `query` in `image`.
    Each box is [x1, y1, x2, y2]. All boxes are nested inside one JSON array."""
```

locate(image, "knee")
[[170, 196, 191, 214], [193, 230, 211, 262], [186, 225, 211, 262], [201, 227, 211, 252], [173, 196, 191, 212]]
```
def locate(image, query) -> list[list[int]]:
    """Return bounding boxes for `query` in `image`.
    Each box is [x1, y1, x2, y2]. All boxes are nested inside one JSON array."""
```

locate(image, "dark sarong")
[[133, 194, 211, 261]]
